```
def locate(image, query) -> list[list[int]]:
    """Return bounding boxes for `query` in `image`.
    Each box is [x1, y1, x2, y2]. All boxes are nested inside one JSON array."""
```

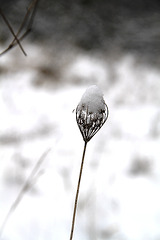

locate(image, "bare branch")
[[0, 8, 27, 56], [0, 0, 40, 56]]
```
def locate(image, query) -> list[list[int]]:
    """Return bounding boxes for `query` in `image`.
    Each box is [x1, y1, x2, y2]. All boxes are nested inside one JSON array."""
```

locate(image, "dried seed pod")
[[76, 85, 109, 142]]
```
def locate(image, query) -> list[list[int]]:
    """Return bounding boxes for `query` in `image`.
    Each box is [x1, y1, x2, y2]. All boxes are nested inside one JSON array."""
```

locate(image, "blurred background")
[[0, 0, 160, 240]]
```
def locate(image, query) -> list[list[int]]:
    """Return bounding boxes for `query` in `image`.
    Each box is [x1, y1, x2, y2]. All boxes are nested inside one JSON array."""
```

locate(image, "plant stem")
[[69, 141, 88, 240], [0, 149, 50, 238]]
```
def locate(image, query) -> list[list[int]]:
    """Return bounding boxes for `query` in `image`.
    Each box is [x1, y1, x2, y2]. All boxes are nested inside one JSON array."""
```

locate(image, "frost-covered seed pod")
[[76, 85, 109, 142]]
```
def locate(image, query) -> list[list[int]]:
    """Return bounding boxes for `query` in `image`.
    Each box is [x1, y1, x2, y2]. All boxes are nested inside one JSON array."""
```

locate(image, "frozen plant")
[[69, 85, 109, 240], [76, 85, 108, 142]]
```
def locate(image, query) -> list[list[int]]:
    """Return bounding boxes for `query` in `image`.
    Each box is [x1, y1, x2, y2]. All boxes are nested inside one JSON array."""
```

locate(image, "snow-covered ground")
[[0, 44, 160, 240]]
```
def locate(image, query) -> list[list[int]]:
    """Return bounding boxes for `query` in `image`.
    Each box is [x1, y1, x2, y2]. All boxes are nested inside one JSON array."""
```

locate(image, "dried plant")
[[0, 0, 40, 56], [0, 149, 50, 238], [69, 85, 109, 240]]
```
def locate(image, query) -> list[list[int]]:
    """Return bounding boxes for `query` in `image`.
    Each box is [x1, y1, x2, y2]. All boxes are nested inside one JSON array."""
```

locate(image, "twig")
[[0, 0, 40, 56], [0, 8, 27, 56], [0, 148, 50, 238], [69, 141, 87, 240], [26, 0, 40, 32], [10, 0, 39, 44]]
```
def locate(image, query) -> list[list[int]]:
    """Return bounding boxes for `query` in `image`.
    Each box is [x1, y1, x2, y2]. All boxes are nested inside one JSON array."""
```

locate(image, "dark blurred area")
[[1, 0, 160, 64]]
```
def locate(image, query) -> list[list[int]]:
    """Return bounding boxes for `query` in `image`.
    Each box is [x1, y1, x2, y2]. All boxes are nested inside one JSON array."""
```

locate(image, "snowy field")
[[0, 44, 160, 240]]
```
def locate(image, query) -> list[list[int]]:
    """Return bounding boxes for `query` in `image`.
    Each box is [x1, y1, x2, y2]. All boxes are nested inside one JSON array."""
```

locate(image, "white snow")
[[77, 85, 106, 113], [0, 47, 160, 240], [64, 55, 107, 85]]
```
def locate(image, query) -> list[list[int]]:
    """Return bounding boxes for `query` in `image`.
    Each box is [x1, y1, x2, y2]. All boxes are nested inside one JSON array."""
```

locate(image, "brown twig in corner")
[[0, 0, 40, 56], [0, 8, 27, 56], [10, 0, 40, 45]]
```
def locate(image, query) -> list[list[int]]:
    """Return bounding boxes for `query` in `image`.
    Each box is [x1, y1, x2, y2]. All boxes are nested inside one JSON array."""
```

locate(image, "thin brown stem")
[[69, 141, 87, 240], [0, 8, 27, 56], [0, 0, 40, 56], [11, 0, 39, 44]]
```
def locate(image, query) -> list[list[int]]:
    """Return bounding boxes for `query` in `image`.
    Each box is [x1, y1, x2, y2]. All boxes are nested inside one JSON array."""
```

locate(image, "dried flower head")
[[76, 85, 109, 142]]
